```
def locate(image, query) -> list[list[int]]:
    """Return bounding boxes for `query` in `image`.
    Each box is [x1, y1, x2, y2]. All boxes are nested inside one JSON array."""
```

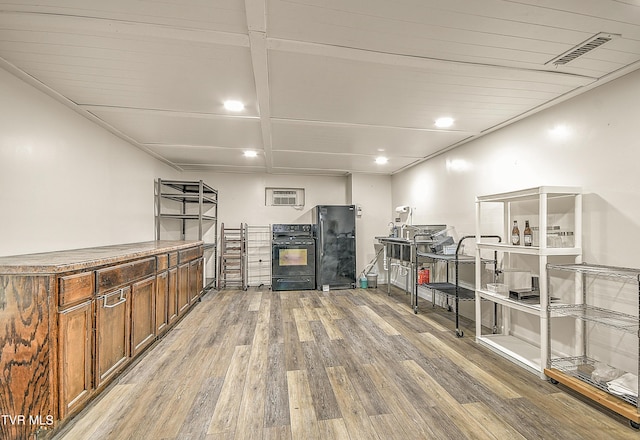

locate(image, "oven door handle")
[[275, 278, 312, 283]]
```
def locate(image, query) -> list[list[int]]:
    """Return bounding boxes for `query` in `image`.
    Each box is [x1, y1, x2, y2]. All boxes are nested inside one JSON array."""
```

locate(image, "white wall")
[[0, 67, 180, 257], [391, 68, 640, 372], [348, 173, 392, 280], [180, 171, 349, 226]]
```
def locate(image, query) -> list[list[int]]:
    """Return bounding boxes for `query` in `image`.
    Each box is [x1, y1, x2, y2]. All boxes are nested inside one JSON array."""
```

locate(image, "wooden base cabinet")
[[131, 276, 156, 357], [57, 270, 95, 419], [95, 288, 131, 388], [168, 266, 179, 325], [156, 270, 169, 335], [178, 262, 190, 314], [58, 300, 93, 419], [197, 258, 204, 298], [189, 258, 203, 304], [0, 240, 204, 440]]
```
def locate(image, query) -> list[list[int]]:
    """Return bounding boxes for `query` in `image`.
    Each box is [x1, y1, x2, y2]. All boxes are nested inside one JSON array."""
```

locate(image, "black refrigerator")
[[312, 205, 356, 290]]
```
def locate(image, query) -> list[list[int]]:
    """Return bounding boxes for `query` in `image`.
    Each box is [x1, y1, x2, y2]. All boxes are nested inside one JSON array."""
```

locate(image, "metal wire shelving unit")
[[545, 262, 640, 429]]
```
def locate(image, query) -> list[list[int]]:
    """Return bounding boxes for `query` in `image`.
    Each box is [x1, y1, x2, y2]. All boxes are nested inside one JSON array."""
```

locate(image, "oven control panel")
[[272, 224, 313, 235]]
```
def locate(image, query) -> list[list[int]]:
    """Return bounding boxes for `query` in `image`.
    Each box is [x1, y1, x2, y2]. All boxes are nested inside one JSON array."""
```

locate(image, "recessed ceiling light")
[[244, 150, 257, 158], [375, 156, 388, 165], [435, 117, 454, 128], [224, 100, 245, 112]]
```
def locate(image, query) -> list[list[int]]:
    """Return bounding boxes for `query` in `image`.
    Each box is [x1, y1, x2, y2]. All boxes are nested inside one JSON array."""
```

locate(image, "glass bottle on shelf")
[[511, 220, 520, 245], [523, 220, 533, 246]]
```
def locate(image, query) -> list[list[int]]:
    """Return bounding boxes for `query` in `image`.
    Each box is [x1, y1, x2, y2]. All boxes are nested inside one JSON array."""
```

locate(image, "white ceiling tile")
[[146, 144, 267, 169], [0, 28, 257, 113], [89, 108, 263, 147], [268, 49, 586, 131], [0, 0, 248, 33], [272, 150, 418, 173], [271, 119, 472, 157], [268, 0, 640, 74]]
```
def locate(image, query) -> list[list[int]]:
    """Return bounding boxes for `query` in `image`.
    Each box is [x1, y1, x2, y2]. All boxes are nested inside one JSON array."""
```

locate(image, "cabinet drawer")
[[178, 246, 203, 263], [96, 257, 156, 294], [59, 272, 95, 307], [168, 252, 178, 267], [156, 254, 169, 271]]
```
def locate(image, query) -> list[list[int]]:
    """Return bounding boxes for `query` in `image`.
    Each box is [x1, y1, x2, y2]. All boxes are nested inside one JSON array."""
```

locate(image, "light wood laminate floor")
[[55, 286, 634, 439]]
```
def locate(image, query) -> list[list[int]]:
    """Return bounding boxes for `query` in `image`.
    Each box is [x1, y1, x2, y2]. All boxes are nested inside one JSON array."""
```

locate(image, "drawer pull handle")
[[103, 289, 126, 308]]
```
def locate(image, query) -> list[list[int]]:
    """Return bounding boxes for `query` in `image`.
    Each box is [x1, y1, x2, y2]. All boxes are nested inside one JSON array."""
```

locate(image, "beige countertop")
[[0, 240, 203, 274]]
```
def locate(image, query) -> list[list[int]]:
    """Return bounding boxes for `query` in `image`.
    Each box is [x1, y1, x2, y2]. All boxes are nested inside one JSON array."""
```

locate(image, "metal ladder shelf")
[[218, 223, 247, 290]]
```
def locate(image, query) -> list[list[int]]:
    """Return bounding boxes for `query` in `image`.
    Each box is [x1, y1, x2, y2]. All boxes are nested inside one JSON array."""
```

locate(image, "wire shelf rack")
[[549, 304, 638, 334], [550, 356, 638, 408], [547, 263, 640, 281]]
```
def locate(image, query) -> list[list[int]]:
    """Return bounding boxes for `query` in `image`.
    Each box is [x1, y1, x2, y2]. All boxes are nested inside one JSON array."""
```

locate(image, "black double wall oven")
[[271, 224, 316, 291]]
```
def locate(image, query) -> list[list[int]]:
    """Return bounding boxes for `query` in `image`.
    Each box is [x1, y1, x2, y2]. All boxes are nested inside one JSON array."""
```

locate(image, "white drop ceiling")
[[1, 0, 640, 175]]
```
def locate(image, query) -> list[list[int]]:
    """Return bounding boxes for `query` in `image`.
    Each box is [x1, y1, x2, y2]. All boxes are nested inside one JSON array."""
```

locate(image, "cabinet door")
[[168, 267, 178, 325], [95, 288, 130, 388], [177, 263, 190, 315], [188, 258, 201, 304], [156, 271, 168, 335], [197, 257, 204, 294], [58, 300, 93, 419], [131, 276, 156, 357]]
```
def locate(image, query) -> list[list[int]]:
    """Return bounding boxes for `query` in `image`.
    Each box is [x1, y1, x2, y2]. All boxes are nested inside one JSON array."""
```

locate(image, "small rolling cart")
[[413, 234, 501, 337]]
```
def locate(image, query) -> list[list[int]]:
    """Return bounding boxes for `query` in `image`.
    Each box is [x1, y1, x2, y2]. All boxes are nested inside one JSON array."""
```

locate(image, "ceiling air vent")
[[546, 32, 620, 66]]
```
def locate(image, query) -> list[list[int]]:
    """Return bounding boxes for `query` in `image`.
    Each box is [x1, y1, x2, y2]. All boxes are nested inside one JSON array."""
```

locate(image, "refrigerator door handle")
[[319, 218, 325, 256]]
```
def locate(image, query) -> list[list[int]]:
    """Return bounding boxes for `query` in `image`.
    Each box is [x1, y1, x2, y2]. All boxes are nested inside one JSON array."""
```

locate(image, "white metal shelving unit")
[[545, 262, 640, 428], [474, 186, 582, 378], [155, 179, 218, 290]]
